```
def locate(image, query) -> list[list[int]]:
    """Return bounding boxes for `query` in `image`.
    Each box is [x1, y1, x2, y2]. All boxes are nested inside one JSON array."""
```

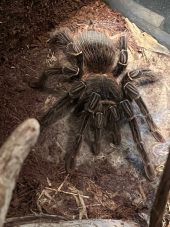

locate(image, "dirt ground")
[[1, 0, 170, 227]]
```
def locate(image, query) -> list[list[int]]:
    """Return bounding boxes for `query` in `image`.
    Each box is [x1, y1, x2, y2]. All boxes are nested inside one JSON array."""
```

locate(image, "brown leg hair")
[[121, 99, 156, 181], [109, 105, 121, 145], [112, 36, 128, 76], [65, 92, 101, 173], [123, 81, 165, 142], [91, 103, 104, 155], [40, 81, 86, 130]]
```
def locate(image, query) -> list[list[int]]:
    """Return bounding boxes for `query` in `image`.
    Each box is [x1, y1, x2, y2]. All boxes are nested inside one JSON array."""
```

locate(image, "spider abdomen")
[[75, 31, 115, 74]]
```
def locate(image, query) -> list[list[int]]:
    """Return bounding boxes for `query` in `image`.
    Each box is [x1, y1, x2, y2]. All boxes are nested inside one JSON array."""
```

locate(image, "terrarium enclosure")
[[0, 0, 170, 227]]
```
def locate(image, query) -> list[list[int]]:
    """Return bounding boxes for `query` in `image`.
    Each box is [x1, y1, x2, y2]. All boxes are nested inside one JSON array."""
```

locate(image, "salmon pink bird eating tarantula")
[[31, 29, 165, 181]]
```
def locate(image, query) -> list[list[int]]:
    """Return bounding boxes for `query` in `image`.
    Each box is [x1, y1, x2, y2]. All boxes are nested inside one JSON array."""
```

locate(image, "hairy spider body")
[[31, 29, 165, 181]]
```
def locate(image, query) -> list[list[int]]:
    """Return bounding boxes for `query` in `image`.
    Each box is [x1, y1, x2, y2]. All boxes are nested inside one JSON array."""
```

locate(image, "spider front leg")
[[121, 100, 155, 181], [65, 92, 101, 173], [40, 80, 86, 130], [113, 35, 128, 76], [48, 29, 73, 49], [123, 81, 165, 142], [30, 52, 83, 90], [30, 32, 83, 90], [29, 66, 79, 89], [66, 43, 84, 76]]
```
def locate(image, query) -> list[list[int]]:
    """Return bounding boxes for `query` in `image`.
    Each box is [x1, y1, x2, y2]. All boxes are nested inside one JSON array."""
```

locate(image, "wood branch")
[[0, 119, 40, 227], [149, 147, 170, 227]]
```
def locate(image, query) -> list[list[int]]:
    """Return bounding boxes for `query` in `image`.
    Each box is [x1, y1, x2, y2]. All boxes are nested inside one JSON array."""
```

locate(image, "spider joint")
[[109, 105, 120, 121], [118, 61, 128, 66], [69, 81, 86, 98], [123, 82, 132, 89], [128, 115, 136, 121], [127, 72, 134, 81], [66, 42, 82, 56], [124, 82, 140, 100], [62, 66, 79, 76], [85, 92, 100, 113]]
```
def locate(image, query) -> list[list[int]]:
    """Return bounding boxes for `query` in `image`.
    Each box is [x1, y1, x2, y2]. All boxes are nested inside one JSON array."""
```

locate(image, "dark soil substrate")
[[1, 1, 156, 226]]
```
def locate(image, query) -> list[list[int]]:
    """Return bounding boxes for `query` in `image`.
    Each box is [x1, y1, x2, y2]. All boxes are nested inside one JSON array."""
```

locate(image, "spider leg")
[[121, 99, 155, 181], [65, 92, 101, 173], [66, 42, 84, 76], [113, 35, 128, 76], [29, 65, 80, 89], [49, 29, 83, 71], [109, 105, 121, 145], [30, 52, 83, 90], [91, 104, 104, 155], [30, 31, 84, 90], [48, 29, 73, 49], [40, 81, 86, 130], [122, 69, 159, 87], [123, 82, 165, 142], [48, 29, 83, 71]]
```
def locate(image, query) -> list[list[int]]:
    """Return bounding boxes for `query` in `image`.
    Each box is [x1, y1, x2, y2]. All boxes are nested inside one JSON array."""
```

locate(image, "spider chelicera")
[[31, 29, 165, 181]]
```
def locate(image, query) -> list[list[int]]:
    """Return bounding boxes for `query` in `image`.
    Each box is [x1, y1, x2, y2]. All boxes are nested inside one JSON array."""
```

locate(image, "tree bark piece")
[[0, 119, 40, 227], [149, 147, 170, 227]]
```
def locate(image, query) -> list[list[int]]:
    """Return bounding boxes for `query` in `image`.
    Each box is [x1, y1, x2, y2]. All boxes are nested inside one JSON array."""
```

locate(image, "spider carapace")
[[31, 30, 165, 181]]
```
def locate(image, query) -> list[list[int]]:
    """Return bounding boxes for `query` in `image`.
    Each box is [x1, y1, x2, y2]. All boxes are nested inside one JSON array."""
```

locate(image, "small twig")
[[78, 203, 101, 208], [45, 187, 89, 199], [141, 47, 150, 63], [78, 192, 88, 219], [46, 177, 52, 187], [55, 141, 67, 157], [57, 174, 69, 192], [37, 189, 46, 201], [138, 183, 146, 201], [37, 174, 70, 210], [68, 186, 88, 220], [149, 147, 170, 227]]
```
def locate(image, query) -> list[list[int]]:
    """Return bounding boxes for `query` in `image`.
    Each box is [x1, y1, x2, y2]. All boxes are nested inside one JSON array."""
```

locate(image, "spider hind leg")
[[123, 81, 165, 142], [40, 81, 86, 131], [121, 99, 156, 181]]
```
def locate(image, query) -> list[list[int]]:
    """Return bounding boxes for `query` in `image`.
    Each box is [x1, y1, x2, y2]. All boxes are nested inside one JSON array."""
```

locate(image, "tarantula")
[[31, 29, 165, 181]]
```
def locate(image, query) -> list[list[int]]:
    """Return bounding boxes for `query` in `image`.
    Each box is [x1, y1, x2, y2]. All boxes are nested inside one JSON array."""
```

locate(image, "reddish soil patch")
[[0, 0, 95, 145]]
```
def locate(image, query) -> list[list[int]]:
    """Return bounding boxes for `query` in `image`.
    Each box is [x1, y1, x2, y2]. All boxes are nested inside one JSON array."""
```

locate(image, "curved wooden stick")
[[0, 119, 40, 227], [149, 147, 170, 227]]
